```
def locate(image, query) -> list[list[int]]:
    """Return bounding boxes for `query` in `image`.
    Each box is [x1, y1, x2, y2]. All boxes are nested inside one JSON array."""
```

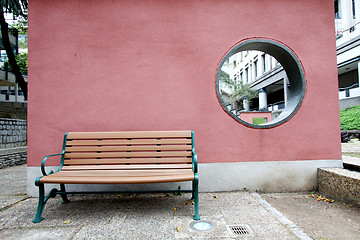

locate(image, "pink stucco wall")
[[28, 0, 341, 167]]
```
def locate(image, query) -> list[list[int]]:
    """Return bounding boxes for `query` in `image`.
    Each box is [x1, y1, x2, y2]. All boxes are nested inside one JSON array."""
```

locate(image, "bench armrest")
[[41, 153, 65, 176], [192, 151, 198, 173], [191, 131, 198, 173]]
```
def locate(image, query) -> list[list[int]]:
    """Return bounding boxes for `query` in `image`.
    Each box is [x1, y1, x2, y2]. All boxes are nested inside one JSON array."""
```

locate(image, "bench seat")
[[39, 169, 195, 184], [33, 130, 200, 223]]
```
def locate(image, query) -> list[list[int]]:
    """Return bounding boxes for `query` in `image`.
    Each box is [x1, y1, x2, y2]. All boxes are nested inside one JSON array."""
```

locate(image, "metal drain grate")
[[226, 225, 253, 236]]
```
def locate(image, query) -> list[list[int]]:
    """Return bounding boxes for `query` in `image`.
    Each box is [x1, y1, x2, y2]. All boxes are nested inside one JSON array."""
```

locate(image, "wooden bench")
[[33, 130, 199, 223]]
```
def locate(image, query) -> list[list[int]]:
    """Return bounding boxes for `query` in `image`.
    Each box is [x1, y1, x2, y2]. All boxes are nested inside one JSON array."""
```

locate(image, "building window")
[[335, 0, 341, 19], [245, 66, 249, 83], [254, 59, 258, 79], [262, 54, 266, 73], [352, 0, 356, 19]]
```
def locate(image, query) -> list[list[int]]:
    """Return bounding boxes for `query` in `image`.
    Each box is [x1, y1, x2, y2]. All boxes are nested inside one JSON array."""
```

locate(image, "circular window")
[[216, 39, 305, 128]]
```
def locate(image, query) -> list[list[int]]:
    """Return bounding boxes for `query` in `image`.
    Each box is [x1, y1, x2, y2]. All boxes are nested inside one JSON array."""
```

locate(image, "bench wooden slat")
[[66, 139, 192, 146], [39, 173, 195, 184], [64, 151, 192, 159], [63, 157, 192, 165], [65, 145, 192, 152], [62, 164, 192, 171], [67, 131, 192, 140], [46, 169, 192, 177]]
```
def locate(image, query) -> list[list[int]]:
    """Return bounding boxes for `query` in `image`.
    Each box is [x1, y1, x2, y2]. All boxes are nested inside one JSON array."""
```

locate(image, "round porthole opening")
[[216, 39, 305, 128]]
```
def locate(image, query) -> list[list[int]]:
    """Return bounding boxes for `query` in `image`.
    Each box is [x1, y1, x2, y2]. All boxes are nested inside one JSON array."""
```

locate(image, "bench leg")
[[193, 174, 200, 220], [60, 184, 69, 204], [192, 180, 195, 200], [33, 183, 58, 223], [33, 183, 46, 223]]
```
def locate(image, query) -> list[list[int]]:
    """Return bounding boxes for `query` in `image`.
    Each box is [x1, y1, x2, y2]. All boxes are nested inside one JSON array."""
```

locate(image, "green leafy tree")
[[0, 0, 28, 99], [12, 17, 27, 49], [219, 71, 258, 106], [4, 52, 27, 75]]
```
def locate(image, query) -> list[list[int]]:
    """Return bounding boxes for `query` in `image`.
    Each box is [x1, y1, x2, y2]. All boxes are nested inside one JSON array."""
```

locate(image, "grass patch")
[[340, 105, 360, 130], [253, 117, 267, 125], [342, 152, 360, 158]]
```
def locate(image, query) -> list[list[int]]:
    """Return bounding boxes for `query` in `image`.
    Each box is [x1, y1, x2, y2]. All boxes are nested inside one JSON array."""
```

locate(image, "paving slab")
[[0, 164, 26, 196], [261, 192, 360, 240], [0, 192, 304, 240], [0, 196, 28, 209], [0, 226, 80, 240], [72, 211, 126, 240], [341, 138, 360, 153], [343, 155, 360, 166], [1, 163, 360, 239]]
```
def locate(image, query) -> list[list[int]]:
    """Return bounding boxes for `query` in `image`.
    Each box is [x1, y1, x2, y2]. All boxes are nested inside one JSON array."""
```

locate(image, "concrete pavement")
[[1, 164, 360, 239], [0, 164, 302, 239], [3, 136, 360, 240]]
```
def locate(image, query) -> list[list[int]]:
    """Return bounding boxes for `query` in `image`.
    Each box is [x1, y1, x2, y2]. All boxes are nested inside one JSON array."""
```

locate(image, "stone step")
[[317, 167, 360, 207], [343, 156, 360, 172]]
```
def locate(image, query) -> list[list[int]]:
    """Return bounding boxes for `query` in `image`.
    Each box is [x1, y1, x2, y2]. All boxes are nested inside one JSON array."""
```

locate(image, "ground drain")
[[226, 224, 253, 236]]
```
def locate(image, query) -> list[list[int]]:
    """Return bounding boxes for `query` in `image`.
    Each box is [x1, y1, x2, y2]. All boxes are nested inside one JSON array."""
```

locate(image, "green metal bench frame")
[[33, 131, 200, 223]]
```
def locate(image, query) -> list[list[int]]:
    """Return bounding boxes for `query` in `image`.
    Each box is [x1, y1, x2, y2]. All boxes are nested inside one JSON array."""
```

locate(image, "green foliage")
[[11, 18, 27, 34], [252, 117, 266, 125], [174, 186, 181, 196], [14, 52, 27, 75], [219, 71, 258, 104], [340, 105, 360, 130], [11, 19, 28, 49], [2, 52, 27, 75]]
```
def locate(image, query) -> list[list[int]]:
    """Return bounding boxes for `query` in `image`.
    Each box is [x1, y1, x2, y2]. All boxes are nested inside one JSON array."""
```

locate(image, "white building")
[[220, 49, 289, 122], [335, 0, 360, 109]]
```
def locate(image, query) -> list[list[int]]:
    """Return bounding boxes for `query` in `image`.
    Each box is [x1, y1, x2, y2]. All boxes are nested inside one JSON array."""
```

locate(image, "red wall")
[[28, 0, 341, 167]]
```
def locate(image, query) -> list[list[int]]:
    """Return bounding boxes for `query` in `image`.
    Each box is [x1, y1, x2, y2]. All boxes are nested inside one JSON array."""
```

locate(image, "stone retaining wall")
[[318, 167, 360, 207], [0, 102, 27, 120], [0, 118, 27, 168], [0, 118, 27, 148], [0, 146, 27, 169]]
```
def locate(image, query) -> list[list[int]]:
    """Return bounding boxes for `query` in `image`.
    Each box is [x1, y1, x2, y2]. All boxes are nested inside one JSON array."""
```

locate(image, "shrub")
[[340, 105, 360, 130], [253, 117, 267, 125]]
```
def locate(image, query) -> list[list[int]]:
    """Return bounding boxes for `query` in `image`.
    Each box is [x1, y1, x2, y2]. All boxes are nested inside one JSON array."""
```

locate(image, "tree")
[[219, 71, 258, 109], [4, 52, 27, 75], [0, 0, 28, 99]]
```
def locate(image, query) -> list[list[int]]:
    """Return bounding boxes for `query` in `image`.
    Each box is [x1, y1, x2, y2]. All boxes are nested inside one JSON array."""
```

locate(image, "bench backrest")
[[62, 131, 194, 166]]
